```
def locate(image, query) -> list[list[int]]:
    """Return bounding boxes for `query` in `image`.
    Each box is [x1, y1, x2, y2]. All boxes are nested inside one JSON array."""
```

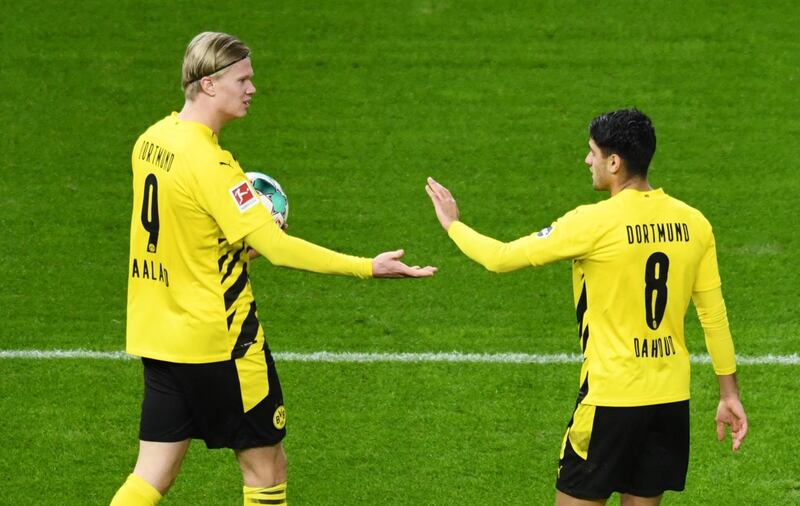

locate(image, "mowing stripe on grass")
[[0, 349, 798, 365]]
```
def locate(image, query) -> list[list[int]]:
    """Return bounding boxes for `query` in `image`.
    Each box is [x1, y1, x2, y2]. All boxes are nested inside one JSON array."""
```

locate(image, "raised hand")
[[425, 177, 460, 231]]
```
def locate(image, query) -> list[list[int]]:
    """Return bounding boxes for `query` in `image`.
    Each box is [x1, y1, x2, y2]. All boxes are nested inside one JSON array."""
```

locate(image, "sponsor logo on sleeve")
[[230, 181, 258, 212], [536, 224, 555, 239]]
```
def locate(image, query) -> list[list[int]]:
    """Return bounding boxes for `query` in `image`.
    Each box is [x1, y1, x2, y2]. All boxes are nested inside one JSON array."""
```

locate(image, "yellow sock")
[[243, 482, 287, 505], [110, 474, 162, 506]]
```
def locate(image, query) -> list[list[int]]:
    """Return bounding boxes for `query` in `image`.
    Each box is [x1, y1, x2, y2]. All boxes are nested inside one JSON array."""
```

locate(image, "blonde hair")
[[182, 32, 250, 99]]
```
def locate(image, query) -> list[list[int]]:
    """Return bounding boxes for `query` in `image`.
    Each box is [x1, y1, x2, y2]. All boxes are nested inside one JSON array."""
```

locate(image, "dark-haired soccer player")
[[425, 108, 747, 506], [110, 31, 436, 506]]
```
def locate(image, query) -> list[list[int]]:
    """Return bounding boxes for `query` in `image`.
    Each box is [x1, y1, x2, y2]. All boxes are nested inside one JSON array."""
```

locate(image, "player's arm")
[[693, 287, 736, 374], [195, 157, 435, 278], [693, 287, 747, 451], [425, 177, 594, 271], [692, 229, 747, 451], [245, 219, 436, 278], [445, 222, 535, 272], [425, 176, 531, 271]]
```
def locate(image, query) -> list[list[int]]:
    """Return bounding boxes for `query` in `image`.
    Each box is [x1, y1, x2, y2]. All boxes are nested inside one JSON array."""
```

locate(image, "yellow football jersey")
[[126, 113, 271, 363], [449, 188, 735, 406]]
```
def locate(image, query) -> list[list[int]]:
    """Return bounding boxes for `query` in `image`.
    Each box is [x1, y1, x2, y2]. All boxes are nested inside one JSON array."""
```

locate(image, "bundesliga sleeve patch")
[[230, 181, 259, 212], [536, 224, 555, 239]]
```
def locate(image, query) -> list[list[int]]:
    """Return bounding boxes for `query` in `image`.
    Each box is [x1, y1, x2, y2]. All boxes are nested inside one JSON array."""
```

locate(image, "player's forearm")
[[717, 373, 741, 400], [447, 221, 532, 273], [693, 287, 736, 375], [245, 222, 373, 278]]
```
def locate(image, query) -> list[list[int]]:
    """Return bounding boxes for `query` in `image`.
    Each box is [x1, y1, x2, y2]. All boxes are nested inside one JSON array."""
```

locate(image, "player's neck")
[[178, 101, 228, 135], [610, 177, 652, 196]]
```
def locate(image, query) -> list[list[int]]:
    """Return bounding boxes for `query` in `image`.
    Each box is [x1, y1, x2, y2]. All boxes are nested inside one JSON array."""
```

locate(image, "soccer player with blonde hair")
[[425, 109, 747, 506], [110, 31, 436, 506]]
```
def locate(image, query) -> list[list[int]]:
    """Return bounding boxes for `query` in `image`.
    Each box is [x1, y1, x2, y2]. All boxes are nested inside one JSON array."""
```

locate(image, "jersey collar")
[[618, 187, 665, 199], [170, 112, 218, 144]]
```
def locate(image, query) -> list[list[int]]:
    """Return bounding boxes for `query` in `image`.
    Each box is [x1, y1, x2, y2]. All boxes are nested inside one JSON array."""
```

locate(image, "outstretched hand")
[[372, 249, 437, 278], [425, 177, 460, 231], [716, 396, 748, 451]]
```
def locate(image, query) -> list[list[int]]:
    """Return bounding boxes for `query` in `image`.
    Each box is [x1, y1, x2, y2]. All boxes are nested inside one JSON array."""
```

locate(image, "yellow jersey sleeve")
[[446, 221, 534, 273], [446, 205, 599, 272], [693, 286, 736, 375], [689, 224, 734, 374], [522, 206, 600, 266], [245, 221, 373, 278], [190, 150, 271, 245], [693, 228, 722, 292]]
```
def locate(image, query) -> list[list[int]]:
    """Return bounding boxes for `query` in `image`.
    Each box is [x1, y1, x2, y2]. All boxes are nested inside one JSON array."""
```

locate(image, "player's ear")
[[199, 76, 216, 96], [608, 154, 622, 175]]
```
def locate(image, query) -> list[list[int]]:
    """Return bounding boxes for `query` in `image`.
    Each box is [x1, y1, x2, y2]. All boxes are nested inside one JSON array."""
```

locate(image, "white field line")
[[0, 349, 798, 365]]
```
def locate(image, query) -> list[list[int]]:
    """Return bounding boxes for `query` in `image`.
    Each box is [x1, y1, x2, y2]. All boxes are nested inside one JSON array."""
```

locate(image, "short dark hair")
[[589, 108, 656, 177]]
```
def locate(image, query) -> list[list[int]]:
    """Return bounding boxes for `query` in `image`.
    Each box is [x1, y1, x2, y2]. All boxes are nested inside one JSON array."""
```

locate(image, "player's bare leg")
[[236, 444, 288, 505], [132, 439, 191, 494], [235, 442, 287, 486], [555, 490, 606, 505], [620, 493, 662, 506]]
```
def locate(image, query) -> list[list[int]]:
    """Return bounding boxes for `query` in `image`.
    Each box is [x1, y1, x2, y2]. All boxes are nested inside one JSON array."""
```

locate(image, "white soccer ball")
[[245, 172, 289, 229]]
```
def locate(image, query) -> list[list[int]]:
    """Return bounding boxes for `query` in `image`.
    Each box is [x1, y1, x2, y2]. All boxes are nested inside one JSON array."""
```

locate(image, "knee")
[[238, 445, 288, 487], [134, 465, 182, 494], [272, 448, 288, 481], [132, 440, 190, 495], [133, 456, 184, 494]]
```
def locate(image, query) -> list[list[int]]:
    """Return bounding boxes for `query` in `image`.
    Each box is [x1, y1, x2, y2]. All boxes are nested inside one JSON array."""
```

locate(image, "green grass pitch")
[[1, 0, 799, 504]]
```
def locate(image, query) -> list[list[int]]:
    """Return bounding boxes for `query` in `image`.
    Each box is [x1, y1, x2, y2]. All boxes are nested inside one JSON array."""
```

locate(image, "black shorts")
[[139, 346, 286, 449], [556, 400, 689, 499]]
